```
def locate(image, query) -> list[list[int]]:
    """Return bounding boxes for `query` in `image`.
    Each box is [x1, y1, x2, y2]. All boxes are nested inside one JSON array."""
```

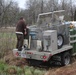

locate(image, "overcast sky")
[[14, 0, 27, 9]]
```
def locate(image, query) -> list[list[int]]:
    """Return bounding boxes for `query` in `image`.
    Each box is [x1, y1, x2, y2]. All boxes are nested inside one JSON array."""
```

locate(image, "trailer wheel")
[[57, 34, 64, 49], [61, 52, 71, 66]]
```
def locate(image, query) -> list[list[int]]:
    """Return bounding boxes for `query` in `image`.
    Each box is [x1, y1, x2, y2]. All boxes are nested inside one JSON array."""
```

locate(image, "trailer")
[[13, 10, 76, 66]]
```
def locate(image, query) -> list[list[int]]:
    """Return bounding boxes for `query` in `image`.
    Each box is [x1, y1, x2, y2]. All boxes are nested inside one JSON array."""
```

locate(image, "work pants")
[[16, 34, 24, 51]]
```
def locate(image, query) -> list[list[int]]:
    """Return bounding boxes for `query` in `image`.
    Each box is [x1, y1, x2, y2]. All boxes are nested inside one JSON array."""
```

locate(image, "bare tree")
[[26, 0, 40, 24], [0, 0, 75, 27], [0, 0, 21, 27]]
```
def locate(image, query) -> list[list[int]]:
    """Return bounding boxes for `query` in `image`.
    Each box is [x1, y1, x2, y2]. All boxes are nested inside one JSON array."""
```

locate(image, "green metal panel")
[[70, 29, 75, 35], [74, 29, 76, 40], [74, 29, 76, 53], [70, 28, 76, 54], [70, 37, 74, 41], [74, 43, 76, 52]]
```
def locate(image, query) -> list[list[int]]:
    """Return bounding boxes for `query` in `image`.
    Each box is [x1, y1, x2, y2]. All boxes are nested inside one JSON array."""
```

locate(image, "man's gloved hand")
[[25, 31, 27, 35], [24, 29, 27, 35]]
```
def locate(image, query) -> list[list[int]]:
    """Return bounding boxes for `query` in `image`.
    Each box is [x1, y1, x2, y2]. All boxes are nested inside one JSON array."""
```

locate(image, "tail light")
[[15, 52, 19, 56], [43, 55, 47, 59]]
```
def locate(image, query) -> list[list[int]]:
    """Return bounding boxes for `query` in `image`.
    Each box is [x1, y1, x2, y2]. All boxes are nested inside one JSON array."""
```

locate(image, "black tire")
[[57, 34, 64, 49], [61, 52, 71, 66]]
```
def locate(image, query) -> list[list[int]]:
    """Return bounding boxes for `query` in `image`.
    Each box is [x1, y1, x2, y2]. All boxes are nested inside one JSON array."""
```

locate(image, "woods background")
[[0, 0, 76, 27]]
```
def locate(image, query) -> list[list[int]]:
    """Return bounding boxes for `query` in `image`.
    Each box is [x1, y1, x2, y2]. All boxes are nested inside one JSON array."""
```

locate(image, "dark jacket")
[[16, 20, 26, 34]]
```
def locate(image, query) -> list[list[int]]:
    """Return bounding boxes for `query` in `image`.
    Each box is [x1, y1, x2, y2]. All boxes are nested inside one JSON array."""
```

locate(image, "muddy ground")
[[3, 50, 76, 75]]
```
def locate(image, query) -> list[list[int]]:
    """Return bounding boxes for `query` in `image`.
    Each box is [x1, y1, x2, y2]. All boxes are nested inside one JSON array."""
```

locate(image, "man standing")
[[16, 17, 27, 51]]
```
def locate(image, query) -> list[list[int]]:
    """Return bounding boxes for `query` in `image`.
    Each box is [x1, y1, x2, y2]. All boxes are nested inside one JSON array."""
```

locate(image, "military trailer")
[[13, 10, 76, 66]]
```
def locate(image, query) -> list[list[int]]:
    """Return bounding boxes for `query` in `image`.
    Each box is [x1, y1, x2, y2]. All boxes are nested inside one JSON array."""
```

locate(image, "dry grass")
[[0, 27, 16, 58]]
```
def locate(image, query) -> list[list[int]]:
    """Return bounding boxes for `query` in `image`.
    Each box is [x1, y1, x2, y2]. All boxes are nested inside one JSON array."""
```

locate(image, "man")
[[16, 17, 27, 51]]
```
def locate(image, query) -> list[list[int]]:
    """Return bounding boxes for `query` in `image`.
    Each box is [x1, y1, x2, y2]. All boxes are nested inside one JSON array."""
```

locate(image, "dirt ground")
[[3, 51, 28, 67], [3, 51, 76, 75], [45, 63, 76, 75]]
